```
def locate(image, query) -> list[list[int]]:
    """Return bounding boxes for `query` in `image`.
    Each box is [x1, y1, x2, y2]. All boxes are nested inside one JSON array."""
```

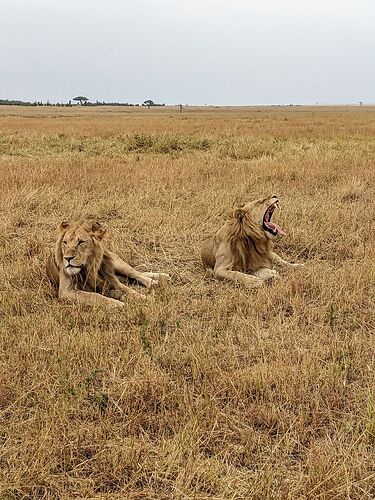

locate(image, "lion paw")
[[144, 277, 157, 288], [147, 274, 171, 288], [253, 268, 277, 281], [268, 269, 278, 277]]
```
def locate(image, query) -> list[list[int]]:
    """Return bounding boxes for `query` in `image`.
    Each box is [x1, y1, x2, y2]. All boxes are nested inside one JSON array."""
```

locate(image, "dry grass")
[[1, 105, 375, 499]]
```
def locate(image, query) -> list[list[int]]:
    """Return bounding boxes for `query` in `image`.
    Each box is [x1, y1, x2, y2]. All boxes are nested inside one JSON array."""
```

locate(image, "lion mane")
[[225, 207, 273, 272], [47, 219, 116, 294]]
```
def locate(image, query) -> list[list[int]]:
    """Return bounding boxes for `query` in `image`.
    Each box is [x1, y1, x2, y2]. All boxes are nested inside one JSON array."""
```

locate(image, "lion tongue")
[[268, 221, 286, 236]]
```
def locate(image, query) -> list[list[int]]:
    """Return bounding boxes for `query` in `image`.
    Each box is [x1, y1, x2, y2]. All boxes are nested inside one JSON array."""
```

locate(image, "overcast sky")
[[1, 0, 374, 105]]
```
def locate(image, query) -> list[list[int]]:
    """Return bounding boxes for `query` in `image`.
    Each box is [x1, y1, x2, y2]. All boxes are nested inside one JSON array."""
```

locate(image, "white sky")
[[1, 0, 374, 105]]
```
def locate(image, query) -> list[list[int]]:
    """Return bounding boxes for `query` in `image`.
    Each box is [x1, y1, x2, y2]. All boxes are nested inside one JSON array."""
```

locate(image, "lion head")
[[55, 218, 107, 277], [234, 195, 285, 240]]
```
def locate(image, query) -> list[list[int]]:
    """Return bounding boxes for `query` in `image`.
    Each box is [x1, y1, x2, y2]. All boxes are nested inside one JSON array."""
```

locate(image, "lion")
[[201, 195, 302, 289], [46, 216, 170, 308]]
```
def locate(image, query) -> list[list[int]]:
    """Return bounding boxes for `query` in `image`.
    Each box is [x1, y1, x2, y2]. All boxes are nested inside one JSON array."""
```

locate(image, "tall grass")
[[1, 105, 375, 498]]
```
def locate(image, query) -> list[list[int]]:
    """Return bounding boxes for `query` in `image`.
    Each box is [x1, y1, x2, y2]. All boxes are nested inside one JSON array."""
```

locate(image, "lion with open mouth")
[[47, 216, 170, 308], [201, 195, 302, 289]]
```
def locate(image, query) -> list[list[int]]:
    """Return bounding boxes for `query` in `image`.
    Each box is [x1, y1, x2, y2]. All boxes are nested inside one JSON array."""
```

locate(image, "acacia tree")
[[73, 96, 89, 105], [143, 99, 155, 108]]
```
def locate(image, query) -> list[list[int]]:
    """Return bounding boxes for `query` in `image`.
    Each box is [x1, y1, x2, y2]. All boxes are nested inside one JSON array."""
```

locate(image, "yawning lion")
[[201, 195, 302, 289]]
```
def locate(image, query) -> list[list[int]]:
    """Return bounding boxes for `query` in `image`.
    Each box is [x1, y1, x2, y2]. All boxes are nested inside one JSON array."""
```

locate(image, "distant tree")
[[143, 99, 155, 108], [73, 96, 89, 105]]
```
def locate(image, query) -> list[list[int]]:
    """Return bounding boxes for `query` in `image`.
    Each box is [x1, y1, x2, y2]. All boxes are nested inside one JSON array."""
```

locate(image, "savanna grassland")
[[0, 104, 375, 499]]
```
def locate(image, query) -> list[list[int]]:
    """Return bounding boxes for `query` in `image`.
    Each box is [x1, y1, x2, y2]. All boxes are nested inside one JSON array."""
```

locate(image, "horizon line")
[[0, 97, 373, 108]]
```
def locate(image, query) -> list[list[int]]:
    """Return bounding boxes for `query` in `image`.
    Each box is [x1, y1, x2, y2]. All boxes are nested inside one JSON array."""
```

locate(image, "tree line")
[[0, 97, 166, 107]]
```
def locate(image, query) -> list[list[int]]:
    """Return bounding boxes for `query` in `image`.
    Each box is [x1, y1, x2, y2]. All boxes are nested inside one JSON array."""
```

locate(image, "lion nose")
[[65, 256, 74, 263]]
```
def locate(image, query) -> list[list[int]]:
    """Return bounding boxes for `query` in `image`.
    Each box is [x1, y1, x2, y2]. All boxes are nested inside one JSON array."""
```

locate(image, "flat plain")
[[0, 104, 375, 499]]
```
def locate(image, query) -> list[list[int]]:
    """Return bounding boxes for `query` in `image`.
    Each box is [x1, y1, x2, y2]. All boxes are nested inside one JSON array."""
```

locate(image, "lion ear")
[[234, 209, 245, 221], [90, 222, 107, 241], [59, 221, 69, 232]]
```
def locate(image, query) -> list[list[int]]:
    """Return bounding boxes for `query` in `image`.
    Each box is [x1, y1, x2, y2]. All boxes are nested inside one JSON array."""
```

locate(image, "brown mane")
[[54, 220, 115, 293], [224, 208, 272, 272]]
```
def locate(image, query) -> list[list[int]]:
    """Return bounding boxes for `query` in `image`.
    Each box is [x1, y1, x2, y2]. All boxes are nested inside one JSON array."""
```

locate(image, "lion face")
[[241, 195, 285, 239], [58, 220, 106, 276]]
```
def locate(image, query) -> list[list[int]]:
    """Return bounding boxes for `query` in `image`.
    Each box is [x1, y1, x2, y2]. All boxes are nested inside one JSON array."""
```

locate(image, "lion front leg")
[[214, 268, 266, 289], [60, 289, 125, 308], [58, 271, 124, 308], [141, 272, 171, 284], [109, 251, 166, 288], [213, 244, 266, 289], [270, 252, 304, 268], [107, 281, 147, 301]]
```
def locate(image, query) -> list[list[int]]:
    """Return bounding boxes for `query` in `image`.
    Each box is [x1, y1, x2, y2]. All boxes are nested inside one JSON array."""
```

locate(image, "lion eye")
[[63, 240, 67, 245], [77, 240, 85, 246]]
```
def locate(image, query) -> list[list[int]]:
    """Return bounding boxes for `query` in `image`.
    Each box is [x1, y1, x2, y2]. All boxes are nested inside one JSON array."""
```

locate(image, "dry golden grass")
[[1, 105, 375, 499]]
